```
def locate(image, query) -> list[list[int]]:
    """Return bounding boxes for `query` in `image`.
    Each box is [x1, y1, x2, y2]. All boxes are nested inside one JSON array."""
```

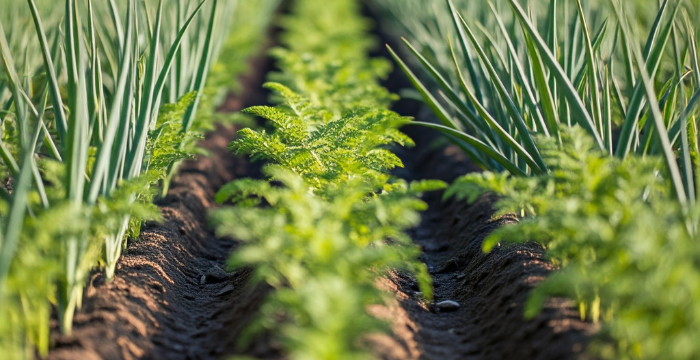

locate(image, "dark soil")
[[45, 51, 277, 360]]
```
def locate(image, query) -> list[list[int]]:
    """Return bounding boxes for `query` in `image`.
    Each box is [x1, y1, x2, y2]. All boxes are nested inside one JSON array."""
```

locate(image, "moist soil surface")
[[45, 15, 596, 360]]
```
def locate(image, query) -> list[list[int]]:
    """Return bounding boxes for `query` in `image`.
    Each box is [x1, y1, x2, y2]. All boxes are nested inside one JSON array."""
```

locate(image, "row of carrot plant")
[[375, 0, 700, 358], [0, 0, 277, 358], [209, 0, 444, 359]]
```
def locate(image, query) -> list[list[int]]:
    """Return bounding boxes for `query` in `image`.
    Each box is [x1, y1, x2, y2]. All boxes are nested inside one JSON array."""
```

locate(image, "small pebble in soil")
[[435, 300, 460, 312], [455, 273, 466, 280], [412, 291, 423, 298], [199, 275, 206, 285], [216, 284, 235, 296], [205, 266, 228, 283]]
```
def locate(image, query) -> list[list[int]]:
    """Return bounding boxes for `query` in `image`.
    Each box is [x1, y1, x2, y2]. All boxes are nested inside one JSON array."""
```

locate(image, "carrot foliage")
[[211, 0, 444, 359]]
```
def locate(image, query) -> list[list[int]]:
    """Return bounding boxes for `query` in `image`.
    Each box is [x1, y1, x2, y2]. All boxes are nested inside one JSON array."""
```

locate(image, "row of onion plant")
[[384, 0, 700, 225], [0, 0, 277, 358]]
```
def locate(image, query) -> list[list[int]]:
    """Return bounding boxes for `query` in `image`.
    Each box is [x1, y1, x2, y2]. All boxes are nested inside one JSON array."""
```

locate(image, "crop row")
[[377, 0, 700, 358], [0, 1, 277, 358], [209, 0, 444, 359]]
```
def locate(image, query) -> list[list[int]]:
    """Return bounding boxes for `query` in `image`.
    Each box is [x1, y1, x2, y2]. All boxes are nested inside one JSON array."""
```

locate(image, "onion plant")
[[0, 0, 209, 338], [0, 0, 275, 358], [386, 0, 700, 216]]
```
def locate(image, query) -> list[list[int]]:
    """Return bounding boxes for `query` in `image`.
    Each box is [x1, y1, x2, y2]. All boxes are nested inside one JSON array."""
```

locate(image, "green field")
[[2, 1, 700, 359]]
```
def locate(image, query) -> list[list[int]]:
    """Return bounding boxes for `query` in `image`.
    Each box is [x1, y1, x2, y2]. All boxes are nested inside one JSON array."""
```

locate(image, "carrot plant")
[[0, 0, 276, 358], [448, 127, 700, 359], [210, 0, 444, 358]]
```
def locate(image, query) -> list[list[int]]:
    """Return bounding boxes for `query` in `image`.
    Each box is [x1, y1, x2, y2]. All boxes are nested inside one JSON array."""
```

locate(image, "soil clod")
[[205, 266, 229, 282], [435, 300, 460, 312]]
